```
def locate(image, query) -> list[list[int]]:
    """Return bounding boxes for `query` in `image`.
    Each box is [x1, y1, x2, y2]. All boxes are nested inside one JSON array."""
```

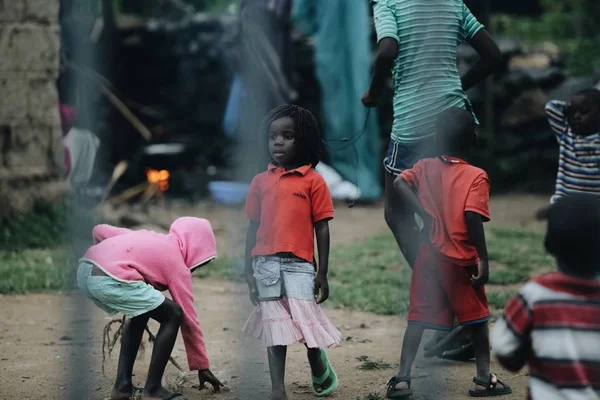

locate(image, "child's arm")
[[167, 270, 210, 371], [545, 100, 570, 136], [393, 176, 432, 232], [362, 0, 398, 106], [461, 29, 502, 92], [92, 224, 132, 245], [491, 294, 532, 372], [464, 174, 492, 284], [314, 219, 330, 304], [459, 3, 502, 92], [245, 220, 260, 305], [465, 211, 489, 285]]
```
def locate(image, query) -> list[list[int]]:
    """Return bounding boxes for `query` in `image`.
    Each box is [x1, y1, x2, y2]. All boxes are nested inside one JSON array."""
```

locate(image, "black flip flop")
[[424, 326, 470, 358], [439, 342, 475, 362], [386, 376, 412, 399], [163, 392, 187, 400], [468, 374, 512, 397]]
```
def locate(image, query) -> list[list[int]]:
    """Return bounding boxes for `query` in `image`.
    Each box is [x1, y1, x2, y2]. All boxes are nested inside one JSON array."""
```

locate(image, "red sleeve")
[[503, 294, 532, 337], [465, 174, 491, 221], [168, 269, 209, 370], [92, 224, 133, 245], [398, 160, 425, 187], [311, 177, 334, 222], [244, 177, 261, 222]]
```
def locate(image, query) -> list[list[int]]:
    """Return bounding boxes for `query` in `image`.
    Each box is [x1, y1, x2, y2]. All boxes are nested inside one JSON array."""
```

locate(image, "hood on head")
[[169, 217, 217, 270]]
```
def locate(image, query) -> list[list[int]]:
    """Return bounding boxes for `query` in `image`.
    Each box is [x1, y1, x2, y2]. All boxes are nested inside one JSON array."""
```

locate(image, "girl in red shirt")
[[243, 105, 341, 399]]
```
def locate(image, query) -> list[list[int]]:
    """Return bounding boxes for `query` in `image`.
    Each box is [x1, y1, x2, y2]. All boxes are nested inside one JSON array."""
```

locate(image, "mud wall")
[[0, 0, 65, 214]]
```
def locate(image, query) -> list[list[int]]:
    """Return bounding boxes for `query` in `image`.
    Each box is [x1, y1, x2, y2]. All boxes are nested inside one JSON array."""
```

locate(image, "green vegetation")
[[356, 356, 393, 371], [491, 0, 600, 75], [2, 203, 551, 317], [0, 201, 71, 251], [196, 226, 552, 315], [0, 249, 74, 294]]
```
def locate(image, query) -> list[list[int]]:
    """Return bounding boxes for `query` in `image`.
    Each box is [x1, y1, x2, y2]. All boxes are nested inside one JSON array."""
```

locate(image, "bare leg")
[[268, 346, 288, 400], [305, 346, 332, 393], [393, 325, 425, 390], [384, 173, 420, 269], [470, 322, 507, 392], [111, 314, 151, 400], [142, 298, 185, 400]]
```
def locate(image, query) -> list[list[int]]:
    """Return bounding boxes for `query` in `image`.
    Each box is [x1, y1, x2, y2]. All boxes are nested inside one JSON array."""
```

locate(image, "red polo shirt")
[[400, 156, 491, 266], [245, 164, 334, 262]]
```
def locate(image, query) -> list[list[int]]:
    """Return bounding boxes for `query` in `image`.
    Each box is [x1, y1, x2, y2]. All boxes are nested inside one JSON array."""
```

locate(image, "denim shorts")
[[76, 261, 165, 318], [252, 256, 316, 301], [383, 135, 437, 175]]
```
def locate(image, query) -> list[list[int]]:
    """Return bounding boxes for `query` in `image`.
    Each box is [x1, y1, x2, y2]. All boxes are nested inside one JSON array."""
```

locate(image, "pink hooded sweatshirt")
[[80, 217, 217, 371]]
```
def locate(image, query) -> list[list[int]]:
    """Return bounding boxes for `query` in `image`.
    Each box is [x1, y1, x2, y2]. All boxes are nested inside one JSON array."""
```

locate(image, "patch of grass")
[[191, 226, 550, 316], [356, 356, 393, 371], [194, 255, 244, 282], [487, 227, 554, 285], [0, 201, 73, 251], [0, 248, 75, 294], [486, 291, 517, 311], [5, 223, 547, 315]]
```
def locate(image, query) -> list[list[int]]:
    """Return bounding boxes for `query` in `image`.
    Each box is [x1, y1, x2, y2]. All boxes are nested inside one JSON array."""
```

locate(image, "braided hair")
[[259, 104, 323, 168]]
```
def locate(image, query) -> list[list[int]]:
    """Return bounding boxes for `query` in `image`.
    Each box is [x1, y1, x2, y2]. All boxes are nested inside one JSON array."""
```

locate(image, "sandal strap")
[[387, 376, 411, 390], [472, 374, 498, 389]]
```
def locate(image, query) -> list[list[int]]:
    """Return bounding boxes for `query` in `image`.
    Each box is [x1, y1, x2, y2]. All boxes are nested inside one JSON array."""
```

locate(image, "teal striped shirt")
[[372, 0, 483, 142]]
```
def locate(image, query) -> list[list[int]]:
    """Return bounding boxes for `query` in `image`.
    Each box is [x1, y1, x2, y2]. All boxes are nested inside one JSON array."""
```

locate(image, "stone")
[[27, 71, 60, 125], [508, 53, 551, 70], [0, 72, 28, 123], [24, 0, 58, 24], [533, 41, 561, 63], [501, 88, 548, 128], [0, 0, 25, 23], [0, 23, 60, 72]]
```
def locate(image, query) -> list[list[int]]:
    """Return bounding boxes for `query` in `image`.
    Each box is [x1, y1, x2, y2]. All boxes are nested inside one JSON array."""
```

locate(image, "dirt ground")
[[0, 194, 547, 400]]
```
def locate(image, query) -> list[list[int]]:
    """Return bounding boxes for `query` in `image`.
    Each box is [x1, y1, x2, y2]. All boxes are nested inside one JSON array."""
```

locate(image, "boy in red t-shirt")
[[385, 107, 512, 398]]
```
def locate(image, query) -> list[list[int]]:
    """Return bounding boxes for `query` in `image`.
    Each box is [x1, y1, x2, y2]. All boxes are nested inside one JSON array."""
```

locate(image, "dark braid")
[[259, 104, 323, 168]]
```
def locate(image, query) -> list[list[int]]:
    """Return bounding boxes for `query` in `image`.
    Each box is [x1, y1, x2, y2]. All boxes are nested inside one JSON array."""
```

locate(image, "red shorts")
[[408, 243, 490, 330]]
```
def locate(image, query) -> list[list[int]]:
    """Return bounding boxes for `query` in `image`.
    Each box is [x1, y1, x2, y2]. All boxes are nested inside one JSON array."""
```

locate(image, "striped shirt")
[[491, 272, 600, 400], [545, 100, 600, 203], [372, 0, 483, 142]]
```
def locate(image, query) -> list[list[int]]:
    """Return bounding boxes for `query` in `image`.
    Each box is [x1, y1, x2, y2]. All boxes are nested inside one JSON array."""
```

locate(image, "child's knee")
[[168, 302, 184, 324]]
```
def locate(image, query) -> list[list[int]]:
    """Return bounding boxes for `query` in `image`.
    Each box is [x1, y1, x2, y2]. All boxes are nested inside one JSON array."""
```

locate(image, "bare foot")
[[142, 386, 186, 400], [110, 383, 134, 400], [271, 390, 288, 400], [309, 350, 333, 394]]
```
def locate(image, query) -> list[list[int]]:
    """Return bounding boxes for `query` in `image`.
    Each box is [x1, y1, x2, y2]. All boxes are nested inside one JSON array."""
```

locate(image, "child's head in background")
[[545, 194, 600, 279], [435, 107, 477, 158], [569, 88, 600, 136], [260, 104, 323, 170]]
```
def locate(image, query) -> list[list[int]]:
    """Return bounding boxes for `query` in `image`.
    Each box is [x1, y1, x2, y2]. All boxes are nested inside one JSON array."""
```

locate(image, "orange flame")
[[146, 168, 170, 192]]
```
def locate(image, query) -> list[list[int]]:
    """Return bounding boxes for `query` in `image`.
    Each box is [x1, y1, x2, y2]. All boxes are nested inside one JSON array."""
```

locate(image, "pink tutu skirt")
[[242, 296, 342, 348]]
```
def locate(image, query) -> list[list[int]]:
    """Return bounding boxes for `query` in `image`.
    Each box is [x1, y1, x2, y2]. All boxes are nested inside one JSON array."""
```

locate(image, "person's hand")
[[361, 89, 379, 108], [471, 259, 489, 286], [419, 213, 433, 242], [198, 369, 224, 393], [245, 274, 259, 306], [314, 274, 330, 304]]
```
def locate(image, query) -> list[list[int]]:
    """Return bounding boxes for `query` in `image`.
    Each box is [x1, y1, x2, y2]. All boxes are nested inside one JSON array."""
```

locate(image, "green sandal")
[[311, 349, 338, 397]]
